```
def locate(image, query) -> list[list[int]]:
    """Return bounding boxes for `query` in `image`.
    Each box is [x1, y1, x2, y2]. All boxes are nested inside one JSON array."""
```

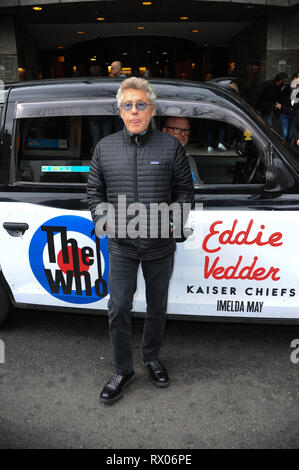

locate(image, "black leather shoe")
[[144, 360, 169, 388], [100, 371, 135, 404]]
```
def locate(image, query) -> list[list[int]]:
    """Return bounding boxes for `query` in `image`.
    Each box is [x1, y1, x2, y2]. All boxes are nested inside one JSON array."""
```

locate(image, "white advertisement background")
[[0, 203, 299, 319], [164, 210, 299, 318]]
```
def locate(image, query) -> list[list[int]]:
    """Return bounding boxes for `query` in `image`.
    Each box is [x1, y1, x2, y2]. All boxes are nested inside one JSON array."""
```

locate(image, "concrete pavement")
[[0, 308, 299, 449]]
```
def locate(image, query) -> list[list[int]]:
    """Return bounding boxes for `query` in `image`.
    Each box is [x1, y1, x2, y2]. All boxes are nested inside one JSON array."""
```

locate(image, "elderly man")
[[110, 61, 126, 78], [163, 116, 203, 186], [87, 78, 194, 404]]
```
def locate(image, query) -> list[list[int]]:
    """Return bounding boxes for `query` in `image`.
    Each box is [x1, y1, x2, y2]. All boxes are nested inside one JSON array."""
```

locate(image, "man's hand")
[[297, 139, 299, 147], [275, 102, 282, 110]]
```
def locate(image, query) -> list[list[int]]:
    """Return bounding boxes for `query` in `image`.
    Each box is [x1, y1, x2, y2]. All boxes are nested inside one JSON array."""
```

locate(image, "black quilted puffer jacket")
[[87, 125, 194, 260]]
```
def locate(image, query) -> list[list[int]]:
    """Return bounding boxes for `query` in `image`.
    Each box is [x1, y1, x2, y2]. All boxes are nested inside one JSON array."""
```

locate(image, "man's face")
[[163, 117, 190, 146], [111, 62, 121, 77], [276, 77, 288, 87], [120, 88, 155, 135]]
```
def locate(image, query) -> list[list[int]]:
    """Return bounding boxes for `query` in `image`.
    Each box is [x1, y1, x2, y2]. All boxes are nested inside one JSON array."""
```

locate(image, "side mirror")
[[265, 165, 282, 191], [265, 164, 294, 192]]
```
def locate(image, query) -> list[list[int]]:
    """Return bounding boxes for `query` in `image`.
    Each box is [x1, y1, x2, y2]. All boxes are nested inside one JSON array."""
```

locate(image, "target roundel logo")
[[29, 215, 109, 304]]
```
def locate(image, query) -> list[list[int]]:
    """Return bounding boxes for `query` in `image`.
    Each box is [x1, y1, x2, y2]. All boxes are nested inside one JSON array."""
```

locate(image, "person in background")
[[206, 122, 226, 152], [109, 61, 126, 131], [253, 72, 288, 126], [276, 72, 299, 144], [292, 96, 299, 150], [163, 116, 203, 186], [203, 74, 226, 151], [110, 61, 126, 78], [203, 72, 212, 82]]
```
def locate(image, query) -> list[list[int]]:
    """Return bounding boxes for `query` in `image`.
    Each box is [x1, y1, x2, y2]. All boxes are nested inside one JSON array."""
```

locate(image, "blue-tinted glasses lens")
[[122, 102, 149, 111]]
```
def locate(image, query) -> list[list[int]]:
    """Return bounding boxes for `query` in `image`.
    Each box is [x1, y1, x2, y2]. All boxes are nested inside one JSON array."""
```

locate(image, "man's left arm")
[[171, 142, 195, 235], [172, 141, 194, 204]]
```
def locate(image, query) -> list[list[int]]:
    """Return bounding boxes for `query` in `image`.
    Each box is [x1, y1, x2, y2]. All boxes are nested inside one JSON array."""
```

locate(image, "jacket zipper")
[[134, 138, 141, 251]]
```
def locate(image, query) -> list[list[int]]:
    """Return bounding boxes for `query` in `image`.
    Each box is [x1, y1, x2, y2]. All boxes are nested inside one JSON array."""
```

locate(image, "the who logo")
[[29, 215, 109, 304]]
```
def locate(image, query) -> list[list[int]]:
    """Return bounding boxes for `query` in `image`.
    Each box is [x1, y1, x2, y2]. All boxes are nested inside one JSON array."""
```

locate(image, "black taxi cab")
[[0, 77, 299, 326]]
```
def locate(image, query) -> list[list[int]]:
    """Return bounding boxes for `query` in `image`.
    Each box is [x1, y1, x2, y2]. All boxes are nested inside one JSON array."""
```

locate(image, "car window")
[[15, 99, 266, 187], [187, 118, 265, 185], [155, 97, 268, 187], [157, 115, 266, 186], [17, 114, 123, 184]]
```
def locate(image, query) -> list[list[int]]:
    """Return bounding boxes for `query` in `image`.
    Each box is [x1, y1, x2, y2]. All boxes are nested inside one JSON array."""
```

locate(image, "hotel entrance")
[[41, 35, 229, 81]]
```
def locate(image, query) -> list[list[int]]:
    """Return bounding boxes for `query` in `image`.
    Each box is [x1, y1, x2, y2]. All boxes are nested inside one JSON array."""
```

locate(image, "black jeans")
[[107, 252, 174, 375]]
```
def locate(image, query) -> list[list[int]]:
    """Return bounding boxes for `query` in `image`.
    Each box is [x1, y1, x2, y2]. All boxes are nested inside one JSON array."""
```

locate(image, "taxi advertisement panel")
[[167, 210, 299, 319], [1, 203, 298, 320], [1, 77, 299, 325]]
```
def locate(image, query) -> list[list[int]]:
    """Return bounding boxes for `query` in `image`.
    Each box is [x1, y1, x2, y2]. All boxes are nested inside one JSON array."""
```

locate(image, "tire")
[[0, 278, 11, 327]]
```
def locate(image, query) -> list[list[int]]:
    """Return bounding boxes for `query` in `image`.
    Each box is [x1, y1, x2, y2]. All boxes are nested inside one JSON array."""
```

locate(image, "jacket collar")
[[123, 124, 153, 146]]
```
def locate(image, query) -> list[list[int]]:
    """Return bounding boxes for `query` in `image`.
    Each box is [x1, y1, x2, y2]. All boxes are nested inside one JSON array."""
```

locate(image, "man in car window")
[[163, 116, 203, 186], [87, 77, 194, 404]]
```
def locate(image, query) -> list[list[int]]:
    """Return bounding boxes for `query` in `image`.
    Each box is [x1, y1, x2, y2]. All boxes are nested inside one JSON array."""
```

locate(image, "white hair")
[[116, 77, 157, 108]]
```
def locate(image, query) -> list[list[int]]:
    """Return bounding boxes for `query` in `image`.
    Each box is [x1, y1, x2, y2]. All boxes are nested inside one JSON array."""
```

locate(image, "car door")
[[155, 99, 299, 321], [0, 96, 117, 311]]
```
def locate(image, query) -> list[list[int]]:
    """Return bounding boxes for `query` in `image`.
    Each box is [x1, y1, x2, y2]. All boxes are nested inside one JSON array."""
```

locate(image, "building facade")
[[0, 0, 298, 93]]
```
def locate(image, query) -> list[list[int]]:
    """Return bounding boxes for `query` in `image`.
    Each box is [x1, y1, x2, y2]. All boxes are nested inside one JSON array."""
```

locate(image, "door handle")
[[184, 227, 194, 237], [3, 222, 29, 237]]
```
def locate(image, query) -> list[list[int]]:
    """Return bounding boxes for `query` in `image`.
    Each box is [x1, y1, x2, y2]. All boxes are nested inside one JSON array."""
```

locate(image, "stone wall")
[[0, 17, 19, 82], [266, 12, 299, 79]]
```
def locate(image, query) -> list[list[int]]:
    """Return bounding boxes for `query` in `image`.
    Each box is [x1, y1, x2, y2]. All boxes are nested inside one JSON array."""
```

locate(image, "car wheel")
[[0, 278, 11, 327]]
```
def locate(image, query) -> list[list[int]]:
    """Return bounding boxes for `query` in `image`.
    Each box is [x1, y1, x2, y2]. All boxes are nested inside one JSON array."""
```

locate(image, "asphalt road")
[[1, 308, 299, 449]]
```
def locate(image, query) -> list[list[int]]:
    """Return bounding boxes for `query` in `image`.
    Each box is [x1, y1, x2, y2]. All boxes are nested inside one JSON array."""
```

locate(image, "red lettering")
[[234, 220, 254, 245], [202, 221, 222, 253], [268, 232, 283, 246], [238, 256, 258, 279], [202, 219, 283, 253], [219, 220, 238, 245], [204, 255, 280, 281], [204, 256, 219, 278], [223, 256, 242, 279]]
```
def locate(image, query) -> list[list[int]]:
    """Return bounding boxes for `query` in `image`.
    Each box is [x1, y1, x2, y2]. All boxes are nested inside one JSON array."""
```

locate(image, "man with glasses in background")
[[87, 77, 194, 404], [163, 116, 203, 187]]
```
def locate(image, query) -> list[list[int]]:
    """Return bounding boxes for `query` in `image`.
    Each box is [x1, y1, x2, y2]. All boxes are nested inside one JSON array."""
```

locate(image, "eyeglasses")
[[166, 126, 191, 136], [120, 101, 150, 111]]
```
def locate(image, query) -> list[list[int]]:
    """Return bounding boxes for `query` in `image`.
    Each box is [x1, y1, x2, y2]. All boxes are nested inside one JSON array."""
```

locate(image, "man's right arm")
[[87, 144, 107, 224]]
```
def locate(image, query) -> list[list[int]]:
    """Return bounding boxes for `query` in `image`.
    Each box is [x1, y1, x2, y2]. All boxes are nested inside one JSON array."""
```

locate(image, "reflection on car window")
[[158, 116, 265, 186], [25, 117, 70, 150], [16, 112, 265, 186], [17, 115, 123, 183]]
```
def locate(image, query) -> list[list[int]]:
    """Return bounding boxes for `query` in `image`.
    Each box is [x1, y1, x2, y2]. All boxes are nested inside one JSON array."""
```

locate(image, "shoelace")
[[108, 374, 124, 386], [149, 360, 163, 371]]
